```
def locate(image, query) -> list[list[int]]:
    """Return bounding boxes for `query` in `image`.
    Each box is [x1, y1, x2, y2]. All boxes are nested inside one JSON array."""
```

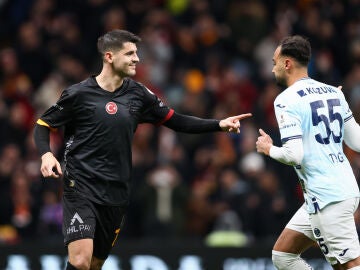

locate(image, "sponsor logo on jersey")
[[105, 102, 118, 114], [67, 212, 91, 235], [339, 248, 349, 256]]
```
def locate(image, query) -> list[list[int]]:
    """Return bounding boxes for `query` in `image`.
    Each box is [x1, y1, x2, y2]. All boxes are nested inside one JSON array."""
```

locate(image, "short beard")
[[275, 76, 288, 88]]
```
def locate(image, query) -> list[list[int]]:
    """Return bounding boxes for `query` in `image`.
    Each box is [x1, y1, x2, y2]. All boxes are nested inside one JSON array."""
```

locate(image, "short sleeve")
[[339, 90, 353, 123], [274, 95, 303, 143], [40, 88, 76, 128], [139, 86, 173, 125]]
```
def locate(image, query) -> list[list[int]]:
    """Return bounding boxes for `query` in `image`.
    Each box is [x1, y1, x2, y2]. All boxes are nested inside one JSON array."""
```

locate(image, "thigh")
[[274, 228, 315, 254], [285, 204, 315, 241], [92, 204, 126, 260], [309, 197, 360, 265], [68, 238, 93, 268], [274, 204, 315, 253]]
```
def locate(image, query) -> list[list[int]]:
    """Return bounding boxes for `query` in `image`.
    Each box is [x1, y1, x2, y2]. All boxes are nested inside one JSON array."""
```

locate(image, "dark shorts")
[[62, 192, 126, 259]]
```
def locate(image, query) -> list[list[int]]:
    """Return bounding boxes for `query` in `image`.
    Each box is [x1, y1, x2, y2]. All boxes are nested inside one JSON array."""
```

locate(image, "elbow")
[[290, 149, 303, 166], [283, 147, 303, 166], [290, 157, 303, 166], [283, 139, 304, 166]]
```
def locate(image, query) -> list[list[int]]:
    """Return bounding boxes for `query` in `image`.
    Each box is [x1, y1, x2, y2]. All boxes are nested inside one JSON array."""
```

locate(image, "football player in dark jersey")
[[34, 29, 251, 270]]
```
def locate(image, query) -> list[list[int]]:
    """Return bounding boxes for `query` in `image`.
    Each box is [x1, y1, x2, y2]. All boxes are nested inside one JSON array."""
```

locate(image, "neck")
[[287, 68, 308, 87], [96, 69, 124, 92]]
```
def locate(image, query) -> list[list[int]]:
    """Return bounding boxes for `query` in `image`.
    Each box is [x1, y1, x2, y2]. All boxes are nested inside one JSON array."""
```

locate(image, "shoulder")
[[64, 77, 94, 95], [317, 80, 344, 97], [129, 79, 151, 92], [274, 86, 296, 104], [274, 85, 303, 114], [127, 78, 158, 99]]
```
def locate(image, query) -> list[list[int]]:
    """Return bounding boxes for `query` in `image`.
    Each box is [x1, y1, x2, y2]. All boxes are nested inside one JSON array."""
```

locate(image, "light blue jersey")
[[274, 78, 360, 213]]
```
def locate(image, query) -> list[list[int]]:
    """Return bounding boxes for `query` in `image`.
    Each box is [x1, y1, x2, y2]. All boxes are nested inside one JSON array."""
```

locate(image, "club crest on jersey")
[[105, 102, 117, 114], [313, 227, 321, 237]]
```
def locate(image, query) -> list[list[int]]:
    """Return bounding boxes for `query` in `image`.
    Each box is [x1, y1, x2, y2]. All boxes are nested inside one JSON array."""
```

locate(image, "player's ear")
[[104, 51, 113, 63], [284, 59, 291, 69]]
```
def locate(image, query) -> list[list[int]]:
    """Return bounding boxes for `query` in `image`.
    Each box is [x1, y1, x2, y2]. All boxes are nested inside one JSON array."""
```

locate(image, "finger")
[[232, 113, 252, 121], [56, 162, 63, 175], [227, 127, 238, 133], [259, 128, 267, 136], [50, 166, 61, 178], [337, 85, 342, 91], [43, 167, 52, 177], [48, 168, 57, 178]]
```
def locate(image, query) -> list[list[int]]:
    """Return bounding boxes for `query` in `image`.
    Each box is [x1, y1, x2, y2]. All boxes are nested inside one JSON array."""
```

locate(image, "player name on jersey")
[[297, 86, 336, 97]]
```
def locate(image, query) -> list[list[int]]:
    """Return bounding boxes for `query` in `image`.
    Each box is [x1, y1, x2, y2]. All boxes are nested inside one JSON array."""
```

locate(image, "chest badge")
[[105, 102, 117, 114]]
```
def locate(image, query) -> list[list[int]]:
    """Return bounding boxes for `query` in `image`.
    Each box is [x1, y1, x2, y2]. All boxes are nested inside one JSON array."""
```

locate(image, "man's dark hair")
[[279, 35, 311, 66], [97, 30, 141, 56]]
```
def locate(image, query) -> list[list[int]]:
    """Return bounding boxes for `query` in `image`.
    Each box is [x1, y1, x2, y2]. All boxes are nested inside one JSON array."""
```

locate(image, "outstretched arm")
[[163, 112, 252, 133], [34, 123, 63, 178]]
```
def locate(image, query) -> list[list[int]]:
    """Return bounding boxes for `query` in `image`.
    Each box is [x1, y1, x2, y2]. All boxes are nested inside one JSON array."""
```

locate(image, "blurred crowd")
[[1, 0, 360, 247]]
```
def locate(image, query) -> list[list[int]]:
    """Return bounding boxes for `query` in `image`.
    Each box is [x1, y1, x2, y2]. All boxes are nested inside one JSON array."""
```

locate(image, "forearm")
[[269, 138, 304, 166], [33, 123, 51, 156], [163, 112, 222, 133]]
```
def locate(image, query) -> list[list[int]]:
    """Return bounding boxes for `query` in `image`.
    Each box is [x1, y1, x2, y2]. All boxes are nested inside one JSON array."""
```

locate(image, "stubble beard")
[[118, 67, 136, 78], [275, 75, 288, 88]]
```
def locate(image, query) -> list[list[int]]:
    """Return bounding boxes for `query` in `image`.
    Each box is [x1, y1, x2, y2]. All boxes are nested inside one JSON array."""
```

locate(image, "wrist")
[[41, 152, 53, 160], [264, 144, 272, 156], [217, 120, 224, 131], [268, 145, 275, 157]]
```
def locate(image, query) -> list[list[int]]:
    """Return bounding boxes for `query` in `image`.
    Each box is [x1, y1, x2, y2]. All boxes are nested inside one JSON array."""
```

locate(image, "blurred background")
[[0, 0, 360, 267]]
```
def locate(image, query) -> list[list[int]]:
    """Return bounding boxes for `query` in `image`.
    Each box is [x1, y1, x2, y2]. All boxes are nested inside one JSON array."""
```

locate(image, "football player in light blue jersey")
[[256, 35, 360, 270]]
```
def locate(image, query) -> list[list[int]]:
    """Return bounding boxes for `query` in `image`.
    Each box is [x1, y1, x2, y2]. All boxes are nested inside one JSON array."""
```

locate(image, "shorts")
[[286, 198, 360, 265], [62, 191, 126, 259]]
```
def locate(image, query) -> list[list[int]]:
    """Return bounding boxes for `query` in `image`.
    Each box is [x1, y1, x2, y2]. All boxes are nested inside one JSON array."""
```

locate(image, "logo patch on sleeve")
[[279, 112, 288, 128]]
